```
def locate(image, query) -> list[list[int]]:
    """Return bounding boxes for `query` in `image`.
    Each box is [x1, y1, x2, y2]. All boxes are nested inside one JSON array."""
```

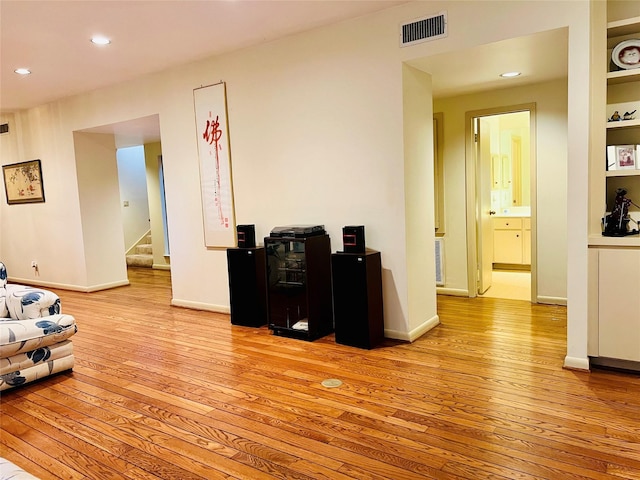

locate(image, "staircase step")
[[127, 254, 153, 268], [136, 244, 153, 255]]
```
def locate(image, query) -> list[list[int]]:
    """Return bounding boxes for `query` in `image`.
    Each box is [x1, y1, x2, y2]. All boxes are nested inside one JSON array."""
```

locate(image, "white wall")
[[74, 132, 129, 290], [144, 142, 171, 269], [434, 79, 569, 302], [117, 145, 150, 251], [402, 64, 439, 339], [1, 106, 88, 287], [0, 1, 592, 355]]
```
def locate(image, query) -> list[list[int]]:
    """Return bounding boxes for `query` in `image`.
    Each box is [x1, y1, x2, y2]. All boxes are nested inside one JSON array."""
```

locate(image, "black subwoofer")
[[331, 250, 384, 349], [227, 247, 267, 327]]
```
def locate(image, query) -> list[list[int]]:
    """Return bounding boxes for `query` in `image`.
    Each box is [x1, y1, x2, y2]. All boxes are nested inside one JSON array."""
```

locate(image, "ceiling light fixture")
[[91, 36, 111, 45], [14, 68, 31, 75], [500, 71, 521, 78]]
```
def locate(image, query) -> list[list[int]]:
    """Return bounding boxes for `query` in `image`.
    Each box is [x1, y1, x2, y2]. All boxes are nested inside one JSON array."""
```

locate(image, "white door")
[[477, 118, 494, 294]]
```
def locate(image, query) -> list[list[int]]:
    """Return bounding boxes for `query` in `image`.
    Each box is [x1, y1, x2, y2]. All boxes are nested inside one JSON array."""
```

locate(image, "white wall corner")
[[537, 296, 567, 306], [171, 298, 230, 314], [152, 264, 172, 271], [563, 355, 590, 371], [7, 277, 129, 293], [385, 314, 440, 342], [436, 288, 469, 297]]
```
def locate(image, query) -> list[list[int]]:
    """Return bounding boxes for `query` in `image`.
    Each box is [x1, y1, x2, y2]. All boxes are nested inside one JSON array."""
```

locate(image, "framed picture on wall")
[[193, 82, 236, 248], [615, 145, 637, 170], [2, 159, 45, 204]]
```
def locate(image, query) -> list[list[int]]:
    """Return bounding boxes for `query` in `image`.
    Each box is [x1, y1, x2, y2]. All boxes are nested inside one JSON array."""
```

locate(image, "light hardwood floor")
[[479, 270, 531, 301], [1, 268, 639, 479]]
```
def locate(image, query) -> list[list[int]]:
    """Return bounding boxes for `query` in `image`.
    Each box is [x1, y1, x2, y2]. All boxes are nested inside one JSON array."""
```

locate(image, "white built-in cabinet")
[[597, 249, 640, 362], [493, 217, 530, 266], [588, 7, 640, 370]]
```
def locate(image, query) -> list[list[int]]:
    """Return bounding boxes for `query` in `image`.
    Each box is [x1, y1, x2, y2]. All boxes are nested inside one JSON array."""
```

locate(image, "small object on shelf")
[[611, 39, 640, 71], [615, 145, 637, 170], [603, 188, 640, 237], [607, 110, 636, 122], [606, 102, 639, 123], [606, 145, 617, 171]]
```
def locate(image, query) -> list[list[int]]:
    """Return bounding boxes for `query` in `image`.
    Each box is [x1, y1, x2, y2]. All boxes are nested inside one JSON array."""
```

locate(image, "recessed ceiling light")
[[14, 68, 31, 75], [91, 36, 111, 45], [500, 71, 521, 78]]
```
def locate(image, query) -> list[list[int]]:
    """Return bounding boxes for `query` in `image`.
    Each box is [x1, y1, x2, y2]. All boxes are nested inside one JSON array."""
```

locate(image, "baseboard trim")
[[8, 277, 129, 292], [85, 280, 131, 292], [385, 314, 440, 342], [537, 296, 567, 306], [171, 298, 230, 314], [589, 356, 640, 373], [436, 287, 469, 297], [563, 355, 590, 371]]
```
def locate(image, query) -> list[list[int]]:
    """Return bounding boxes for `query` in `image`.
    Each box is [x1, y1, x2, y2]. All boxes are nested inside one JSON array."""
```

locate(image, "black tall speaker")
[[342, 225, 365, 253], [237, 224, 256, 248], [331, 250, 384, 349], [227, 247, 267, 327]]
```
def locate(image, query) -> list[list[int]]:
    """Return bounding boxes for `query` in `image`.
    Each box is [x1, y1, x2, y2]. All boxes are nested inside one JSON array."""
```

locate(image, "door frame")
[[465, 103, 537, 302]]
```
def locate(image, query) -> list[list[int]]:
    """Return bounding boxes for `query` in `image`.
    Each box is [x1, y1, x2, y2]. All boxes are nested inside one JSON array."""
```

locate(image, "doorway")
[[78, 114, 171, 276], [466, 104, 536, 302]]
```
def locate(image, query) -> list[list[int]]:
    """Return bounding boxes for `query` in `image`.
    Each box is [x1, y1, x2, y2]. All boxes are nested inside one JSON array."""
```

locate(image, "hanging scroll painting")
[[193, 82, 236, 247]]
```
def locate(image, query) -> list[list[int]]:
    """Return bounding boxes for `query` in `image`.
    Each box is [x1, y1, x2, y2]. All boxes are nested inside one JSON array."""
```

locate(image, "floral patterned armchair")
[[0, 261, 77, 391]]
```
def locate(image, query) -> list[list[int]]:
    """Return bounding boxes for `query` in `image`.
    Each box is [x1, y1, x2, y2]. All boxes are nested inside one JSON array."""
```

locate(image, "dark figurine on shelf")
[[609, 110, 621, 122], [623, 110, 637, 121], [603, 188, 640, 237]]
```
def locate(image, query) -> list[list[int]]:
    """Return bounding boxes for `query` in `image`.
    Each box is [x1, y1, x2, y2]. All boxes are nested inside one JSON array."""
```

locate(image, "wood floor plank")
[[2, 267, 640, 479]]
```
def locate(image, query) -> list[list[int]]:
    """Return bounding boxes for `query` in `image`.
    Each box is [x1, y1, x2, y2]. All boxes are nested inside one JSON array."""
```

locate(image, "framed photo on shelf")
[[615, 145, 637, 170], [606, 145, 617, 170]]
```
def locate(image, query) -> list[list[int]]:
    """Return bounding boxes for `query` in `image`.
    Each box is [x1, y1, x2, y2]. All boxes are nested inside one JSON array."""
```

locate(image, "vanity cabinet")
[[493, 217, 530, 266]]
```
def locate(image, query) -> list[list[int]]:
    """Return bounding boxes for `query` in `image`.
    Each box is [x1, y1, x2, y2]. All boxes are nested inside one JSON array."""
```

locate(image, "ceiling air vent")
[[0, 123, 8, 135], [400, 12, 447, 47]]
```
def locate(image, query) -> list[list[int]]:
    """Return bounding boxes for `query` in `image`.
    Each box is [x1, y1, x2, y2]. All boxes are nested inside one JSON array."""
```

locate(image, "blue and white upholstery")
[[0, 261, 77, 391]]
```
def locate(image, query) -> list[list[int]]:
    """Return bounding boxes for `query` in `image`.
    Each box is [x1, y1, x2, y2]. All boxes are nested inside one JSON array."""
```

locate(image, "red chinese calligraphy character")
[[202, 115, 222, 148]]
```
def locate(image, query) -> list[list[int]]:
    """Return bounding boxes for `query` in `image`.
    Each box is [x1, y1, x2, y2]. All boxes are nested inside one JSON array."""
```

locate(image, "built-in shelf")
[[606, 118, 640, 129], [589, 234, 640, 247], [605, 169, 640, 177], [607, 16, 640, 38], [607, 69, 640, 85], [588, 7, 640, 371]]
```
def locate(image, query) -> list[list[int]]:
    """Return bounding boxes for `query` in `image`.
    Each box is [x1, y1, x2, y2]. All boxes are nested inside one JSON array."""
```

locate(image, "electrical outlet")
[[31, 261, 37, 268]]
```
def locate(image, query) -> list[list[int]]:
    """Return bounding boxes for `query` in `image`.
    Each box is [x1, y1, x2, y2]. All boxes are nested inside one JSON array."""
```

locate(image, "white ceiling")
[[1, 1, 568, 146], [0, 0, 407, 113], [407, 27, 568, 99]]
